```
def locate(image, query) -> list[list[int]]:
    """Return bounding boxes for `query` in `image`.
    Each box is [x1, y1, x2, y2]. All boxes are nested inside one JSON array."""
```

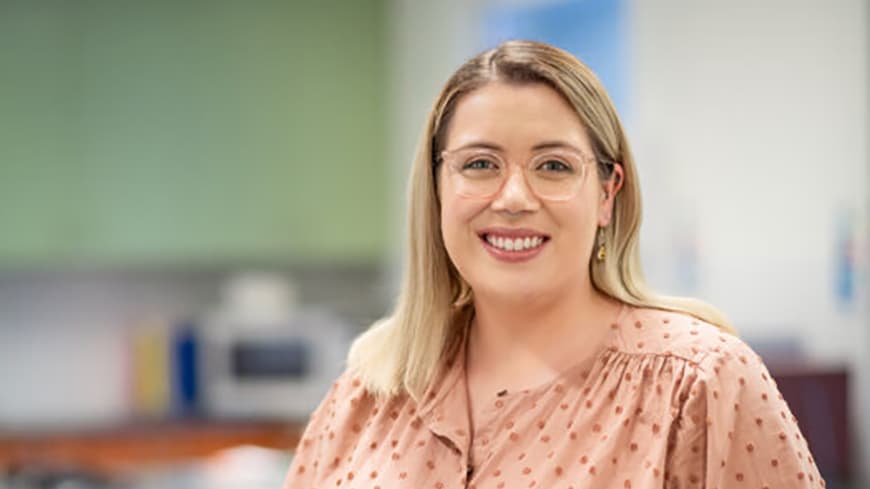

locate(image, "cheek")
[[551, 198, 600, 252], [439, 194, 489, 264], [440, 195, 485, 240]]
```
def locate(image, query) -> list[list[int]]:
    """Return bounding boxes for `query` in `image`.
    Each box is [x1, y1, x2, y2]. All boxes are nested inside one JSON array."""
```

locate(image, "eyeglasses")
[[438, 147, 605, 201]]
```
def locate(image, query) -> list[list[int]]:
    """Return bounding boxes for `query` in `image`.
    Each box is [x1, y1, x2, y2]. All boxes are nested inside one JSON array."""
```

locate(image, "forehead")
[[444, 81, 591, 153]]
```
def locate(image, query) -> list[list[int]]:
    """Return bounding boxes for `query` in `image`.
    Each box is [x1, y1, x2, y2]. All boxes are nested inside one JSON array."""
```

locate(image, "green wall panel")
[[0, 0, 388, 266]]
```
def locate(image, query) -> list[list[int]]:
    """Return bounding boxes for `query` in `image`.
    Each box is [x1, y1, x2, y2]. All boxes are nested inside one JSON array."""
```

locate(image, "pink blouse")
[[283, 305, 824, 488]]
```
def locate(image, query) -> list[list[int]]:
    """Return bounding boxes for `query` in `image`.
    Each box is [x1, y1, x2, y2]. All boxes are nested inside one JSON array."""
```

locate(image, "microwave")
[[197, 308, 352, 420]]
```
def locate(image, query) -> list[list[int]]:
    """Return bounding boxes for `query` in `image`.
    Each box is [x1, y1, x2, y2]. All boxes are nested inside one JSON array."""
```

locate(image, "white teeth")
[[484, 234, 546, 252]]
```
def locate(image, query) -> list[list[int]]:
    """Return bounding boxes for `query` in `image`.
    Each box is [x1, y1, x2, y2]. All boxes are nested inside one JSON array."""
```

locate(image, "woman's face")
[[438, 81, 622, 302]]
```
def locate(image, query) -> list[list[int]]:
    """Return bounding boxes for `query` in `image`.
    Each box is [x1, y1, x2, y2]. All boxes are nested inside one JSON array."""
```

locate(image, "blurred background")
[[0, 0, 866, 488]]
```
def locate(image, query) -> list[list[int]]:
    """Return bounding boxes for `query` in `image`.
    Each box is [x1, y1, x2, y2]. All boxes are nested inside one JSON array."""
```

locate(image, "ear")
[[597, 163, 624, 227]]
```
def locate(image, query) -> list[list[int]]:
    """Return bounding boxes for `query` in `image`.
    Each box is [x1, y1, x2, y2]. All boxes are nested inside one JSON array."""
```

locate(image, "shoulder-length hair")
[[348, 40, 733, 400]]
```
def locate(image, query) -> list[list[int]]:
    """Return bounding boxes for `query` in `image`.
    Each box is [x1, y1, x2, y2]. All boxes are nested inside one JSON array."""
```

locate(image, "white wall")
[[630, 0, 868, 474], [632, 0, 866, 354]]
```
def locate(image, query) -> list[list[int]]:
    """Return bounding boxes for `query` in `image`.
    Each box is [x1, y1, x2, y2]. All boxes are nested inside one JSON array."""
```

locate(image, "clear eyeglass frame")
[[438, 147, 604, 202]]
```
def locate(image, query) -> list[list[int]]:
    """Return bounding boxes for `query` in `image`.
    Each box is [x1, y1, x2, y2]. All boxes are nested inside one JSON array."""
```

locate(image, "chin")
[[471, 273, 559, 303]]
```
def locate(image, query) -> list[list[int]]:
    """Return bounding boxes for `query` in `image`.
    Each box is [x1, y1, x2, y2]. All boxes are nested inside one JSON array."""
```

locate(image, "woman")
[[283, 40, 823, 489]]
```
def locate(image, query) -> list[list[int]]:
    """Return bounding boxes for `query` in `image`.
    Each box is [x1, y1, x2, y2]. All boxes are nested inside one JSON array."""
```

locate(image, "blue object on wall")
[[172, 320, 200, 416], [834, 208, 855, 309], [482, 0, 628, 115]]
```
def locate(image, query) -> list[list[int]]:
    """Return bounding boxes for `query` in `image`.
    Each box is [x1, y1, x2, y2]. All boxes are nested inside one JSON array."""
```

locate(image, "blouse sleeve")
[[670, 337, 825, 488], [281, 374, 345, 489]]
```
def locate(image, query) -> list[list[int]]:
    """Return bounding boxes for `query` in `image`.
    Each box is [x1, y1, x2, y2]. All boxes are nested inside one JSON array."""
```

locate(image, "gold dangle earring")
[[596, 227, 607, 262]]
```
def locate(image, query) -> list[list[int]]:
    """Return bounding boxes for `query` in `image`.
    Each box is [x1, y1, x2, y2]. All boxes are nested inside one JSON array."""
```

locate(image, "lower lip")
[[480, 236, 548, 263]]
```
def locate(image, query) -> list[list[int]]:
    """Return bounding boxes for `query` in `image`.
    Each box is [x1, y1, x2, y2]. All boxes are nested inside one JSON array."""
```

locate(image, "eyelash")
[[538, 160, 572, 172], [461, 159, 574, 172], [463, 159, 498, 170]]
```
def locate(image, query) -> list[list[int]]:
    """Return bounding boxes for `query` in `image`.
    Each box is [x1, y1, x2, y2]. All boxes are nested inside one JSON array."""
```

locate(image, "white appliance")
[[198, 273, 352, 420]]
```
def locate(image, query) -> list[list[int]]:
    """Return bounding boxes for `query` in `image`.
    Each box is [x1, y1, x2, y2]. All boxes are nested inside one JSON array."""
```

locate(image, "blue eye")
[[463, 158, 498, 170], [538, 159, 574, 172]]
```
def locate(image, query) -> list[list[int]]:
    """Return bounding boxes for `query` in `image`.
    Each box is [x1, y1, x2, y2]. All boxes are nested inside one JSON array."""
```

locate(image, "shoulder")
[[616, 307, 784, 419], [613, 306, 751, 372], [297, 368, 371, 444], [611, 306, 777, 401], [308, 367, 380, 423], [286, 368, 418, 486], [299, 367, 413, 446]]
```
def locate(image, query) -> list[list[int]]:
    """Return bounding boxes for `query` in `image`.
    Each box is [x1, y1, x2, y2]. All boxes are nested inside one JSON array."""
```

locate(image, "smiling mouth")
[[478, 233, 551, 252]]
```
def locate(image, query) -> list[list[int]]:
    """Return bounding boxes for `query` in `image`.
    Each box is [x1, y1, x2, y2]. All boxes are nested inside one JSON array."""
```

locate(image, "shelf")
[[0, 419, 303, 477]]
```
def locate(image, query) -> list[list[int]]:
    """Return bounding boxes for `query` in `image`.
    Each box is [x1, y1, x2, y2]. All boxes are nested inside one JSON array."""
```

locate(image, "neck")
[[467, 280, 618, 387]]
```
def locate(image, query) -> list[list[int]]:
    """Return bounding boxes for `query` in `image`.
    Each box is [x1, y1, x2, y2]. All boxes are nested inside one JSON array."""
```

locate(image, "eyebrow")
[[451, 140, 585, 153]]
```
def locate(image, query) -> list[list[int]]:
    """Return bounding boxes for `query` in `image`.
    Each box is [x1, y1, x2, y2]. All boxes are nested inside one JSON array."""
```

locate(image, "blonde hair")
[[349, 40, 734, 400]]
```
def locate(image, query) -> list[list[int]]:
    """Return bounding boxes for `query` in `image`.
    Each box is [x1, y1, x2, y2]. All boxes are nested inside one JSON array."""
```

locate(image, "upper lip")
[[477, 227, 551, 239]]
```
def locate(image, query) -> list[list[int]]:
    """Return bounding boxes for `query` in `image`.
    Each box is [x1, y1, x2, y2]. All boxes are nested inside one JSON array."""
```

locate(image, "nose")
[[490, 166, 541, 214]]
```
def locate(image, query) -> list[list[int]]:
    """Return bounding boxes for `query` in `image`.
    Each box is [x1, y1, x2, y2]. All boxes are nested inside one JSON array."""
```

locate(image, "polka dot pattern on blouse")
[[283, 306, 825, 489]]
